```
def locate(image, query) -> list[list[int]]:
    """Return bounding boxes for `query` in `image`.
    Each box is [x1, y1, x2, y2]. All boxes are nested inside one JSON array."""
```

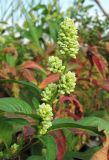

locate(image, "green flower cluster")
[[57, 18, 79, 58], [41, 83, 57, 102], [48, 56, 65, 73], [10, 143, 19, 154], [58, 71, 76, 94], [37, 103, 53, 135]]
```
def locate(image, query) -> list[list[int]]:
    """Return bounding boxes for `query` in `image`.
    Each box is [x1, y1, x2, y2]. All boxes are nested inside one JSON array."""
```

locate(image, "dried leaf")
[[105, 42, 109, 53], [91, 135, 109, 160]]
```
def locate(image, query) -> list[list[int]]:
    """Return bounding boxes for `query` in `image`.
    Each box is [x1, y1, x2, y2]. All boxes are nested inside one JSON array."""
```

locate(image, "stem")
[[94, 0, 109, 18]]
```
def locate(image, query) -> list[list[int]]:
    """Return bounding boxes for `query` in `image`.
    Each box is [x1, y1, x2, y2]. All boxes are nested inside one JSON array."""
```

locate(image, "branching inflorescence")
[[37, 18, 79, 135]]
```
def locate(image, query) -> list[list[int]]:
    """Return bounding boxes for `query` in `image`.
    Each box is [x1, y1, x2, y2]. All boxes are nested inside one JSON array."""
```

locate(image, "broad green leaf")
[[0, 117, 29, 140], [40, 135, 57, 160], [49, 117, 98, 135], [8, 117, 30, 134], [0, 98, 32, 114], [27, 155, 44, 160], [78, 116, 109, 134], [8, 118, 29, 126], [71, 146, 101, 160], [0, 79, 42, 94], [49, 116, 109, 135]]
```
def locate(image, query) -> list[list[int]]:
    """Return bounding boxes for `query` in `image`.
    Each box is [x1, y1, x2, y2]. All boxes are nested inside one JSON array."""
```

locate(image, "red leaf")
[[92, 54, 106, 79], [72, 96, 84, 114], [92, 79, 109, 93], [21, 61, 46, 73], [51, 130, 66, 160], [2, 63, 16, 76], [23, 126, 35, 139], [39, 74, 60, 89], [21, 69, 37, 84], [59, 95, 83, 120], [88, 46, 107, 79], [70, 59, 87, 77], [4, 47, 17, 57]]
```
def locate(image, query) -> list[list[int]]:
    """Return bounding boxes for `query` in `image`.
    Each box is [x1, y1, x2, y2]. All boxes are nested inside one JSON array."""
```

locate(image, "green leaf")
[[78, 116, 109, 134], [32, 97, 40, 109], [49, 117, 98, 135], [63, 129, 73, 152], [31, 4, 46, 12], [27, 155, 44, 160], [0, 117, 29, 140], [8, 117, 30, 134], [0, 79, 42, 95], [0, 118, 13, 145], [0, 98, 32, 114], [48, 21, 57, 41], [8, 118, 29, 126], [71, 146, 101, 160], [22, 6, 42, 54], [49, 116, 109, 135], [5, 54, 16, 67], [40, 135, 57, 160]]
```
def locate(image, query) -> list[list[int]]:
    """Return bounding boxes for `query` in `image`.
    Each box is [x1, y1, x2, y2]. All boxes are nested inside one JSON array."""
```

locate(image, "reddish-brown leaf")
[[23, 126, 35, 139], [92, 79, 109, 93], [2, 62, 16, 76], [21, 69, 37, 85], [4, 47, 18, 57], [4, 47, 16, 53], [72, 96, 84, 114], [21, 61, 46, 73], [39, 74, 60, 89], [59, 95, 83, 120], [92, 54, 106, 79], [88, 46, 108, 79], [51, 130, 66, 160], [70, 59, 87, 74]]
